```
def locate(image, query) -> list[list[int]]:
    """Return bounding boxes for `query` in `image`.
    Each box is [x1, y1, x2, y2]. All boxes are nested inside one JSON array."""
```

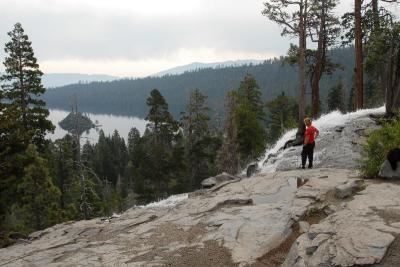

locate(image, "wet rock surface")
[[262, 115, 381, 173]]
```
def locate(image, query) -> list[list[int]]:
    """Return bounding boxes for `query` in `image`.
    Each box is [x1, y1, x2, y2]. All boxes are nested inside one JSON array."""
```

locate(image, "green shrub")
[[361, 119, 400, 178]]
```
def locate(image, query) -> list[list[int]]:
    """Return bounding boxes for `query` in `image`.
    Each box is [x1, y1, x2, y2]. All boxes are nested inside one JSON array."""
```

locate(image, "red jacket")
[[304, 125, 318, 144]]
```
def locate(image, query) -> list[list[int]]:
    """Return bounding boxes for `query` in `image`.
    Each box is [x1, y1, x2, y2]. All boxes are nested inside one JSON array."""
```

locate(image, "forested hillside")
[[44, 47, 355, 118]]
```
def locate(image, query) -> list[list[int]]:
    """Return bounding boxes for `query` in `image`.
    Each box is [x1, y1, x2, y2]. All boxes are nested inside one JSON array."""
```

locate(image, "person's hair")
[[304, 117, 312, 126]]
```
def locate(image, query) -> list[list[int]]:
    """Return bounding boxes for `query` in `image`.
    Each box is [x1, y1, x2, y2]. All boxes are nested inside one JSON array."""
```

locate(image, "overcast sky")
[[0, 0, 392, 77]]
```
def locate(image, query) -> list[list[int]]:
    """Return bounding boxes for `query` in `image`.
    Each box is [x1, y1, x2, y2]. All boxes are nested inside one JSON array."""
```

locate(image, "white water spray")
[[138, 193, 188, 209], [258, 106, 385, 173]]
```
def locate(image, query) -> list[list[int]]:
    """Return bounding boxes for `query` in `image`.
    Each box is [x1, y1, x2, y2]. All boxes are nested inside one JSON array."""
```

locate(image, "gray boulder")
[[379, 159, 400, 179], [246, 163, 259, 177], [201, 172, 239, 188], [335, 179, 365, 199], [299, 221, 310, 234]]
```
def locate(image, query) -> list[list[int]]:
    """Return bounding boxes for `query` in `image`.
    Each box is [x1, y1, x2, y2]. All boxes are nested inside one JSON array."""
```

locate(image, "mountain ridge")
[[152, 59, 266, 77], [43, 47, 355, 118], [34, 59, 265, 88], [41, 73, 119, 88]]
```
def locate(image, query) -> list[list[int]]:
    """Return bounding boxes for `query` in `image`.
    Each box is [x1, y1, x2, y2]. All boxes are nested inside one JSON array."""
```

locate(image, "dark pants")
[[301, 142, 315, 168]]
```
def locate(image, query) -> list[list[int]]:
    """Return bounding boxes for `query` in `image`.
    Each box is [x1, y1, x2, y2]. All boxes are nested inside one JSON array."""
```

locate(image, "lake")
[[48, 109, 148, 143]]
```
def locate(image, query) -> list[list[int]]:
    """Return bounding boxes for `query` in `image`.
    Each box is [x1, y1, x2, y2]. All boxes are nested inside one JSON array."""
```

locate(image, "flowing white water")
[[138, 193, 189, 209], [258, 106, 386, 173]]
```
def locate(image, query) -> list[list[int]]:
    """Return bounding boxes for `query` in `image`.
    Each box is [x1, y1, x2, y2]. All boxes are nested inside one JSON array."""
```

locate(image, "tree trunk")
[[311, 0, 327, 119], [372, 0, 379, 32], [355, 0, 364, 109], [58, 147, 65, 211], [298, 0, 307, 129], [390, 45, 400, 113]]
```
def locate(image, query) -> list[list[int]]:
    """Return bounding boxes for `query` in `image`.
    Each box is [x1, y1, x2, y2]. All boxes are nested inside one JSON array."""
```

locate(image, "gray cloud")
[[0, 0, 289, 62], [0, 0, 360, 75]]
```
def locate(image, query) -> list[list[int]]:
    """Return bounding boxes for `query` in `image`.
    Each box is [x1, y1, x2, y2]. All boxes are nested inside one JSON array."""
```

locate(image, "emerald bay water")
[[48, 109, 147, 143]]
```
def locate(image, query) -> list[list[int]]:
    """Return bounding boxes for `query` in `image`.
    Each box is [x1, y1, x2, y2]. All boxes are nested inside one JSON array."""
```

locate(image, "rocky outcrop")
[[261, 112, 382, 173], [283, 183, 400, 267], [335, 179, 365, 199], [2, 168, 400, 266], [379, 160, 400, 179], [2, 108, 397, 267], [0, 168, 369, 266], [201, 172, 240, 188]]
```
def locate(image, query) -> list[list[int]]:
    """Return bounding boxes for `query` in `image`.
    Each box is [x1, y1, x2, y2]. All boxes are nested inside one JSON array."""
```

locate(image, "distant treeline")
[[44, 47, 355, 119]]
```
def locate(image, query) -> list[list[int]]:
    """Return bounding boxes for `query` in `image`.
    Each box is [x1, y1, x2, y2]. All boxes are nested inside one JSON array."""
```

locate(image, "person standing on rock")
[[301, 118, 319, 169]]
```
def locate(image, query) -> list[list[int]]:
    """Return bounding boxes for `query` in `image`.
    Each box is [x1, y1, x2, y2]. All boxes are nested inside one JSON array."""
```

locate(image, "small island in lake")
[[58, 112, 97, 135]]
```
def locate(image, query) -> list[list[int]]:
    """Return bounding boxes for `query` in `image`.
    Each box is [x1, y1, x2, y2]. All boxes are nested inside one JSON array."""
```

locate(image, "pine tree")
[[168, 130, 188, 194], [237, 75, 266, 123], [234, 102, 266, 163], [127, 127, 141, 157], [126, 128, 142, 196], [111, 130, 128, 186], [233, 76, 267, 163], [126, 128, 153, 203], [0, 23, 54, 233], [16, 145, 60, 232], [266, 92, 298, 142], [145, 89, 178, 199], [146, 89, 178, 145], [53, 135, 77, 220], [218, 91, 240, 174], [347, 86, 356, 112], [181, 89, 219, 189], [327, 82, 345, 112], [0, 23, 54, 148]]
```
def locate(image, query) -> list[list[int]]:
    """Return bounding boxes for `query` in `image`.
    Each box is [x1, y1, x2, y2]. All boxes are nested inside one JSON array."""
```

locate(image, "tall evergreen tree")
[[120, 128, 142, 208], [327, 82, 345, 112], [127, 127, 141, 157], [237, 75, 266, 123], [218, 91, 240, 174], [266, 92, 298, 142], [0, 23, 54, 148], [16, 145, 60, 232], [146, 89, 178, 199], [234, 101, 266, 163], [0, 23, 54, 233], [146, 89, 178, 145], [233, 76, 267, 163], [181, 89, 219, 189], [53, 135, 78, 220], [347, 85, 356, 112]]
